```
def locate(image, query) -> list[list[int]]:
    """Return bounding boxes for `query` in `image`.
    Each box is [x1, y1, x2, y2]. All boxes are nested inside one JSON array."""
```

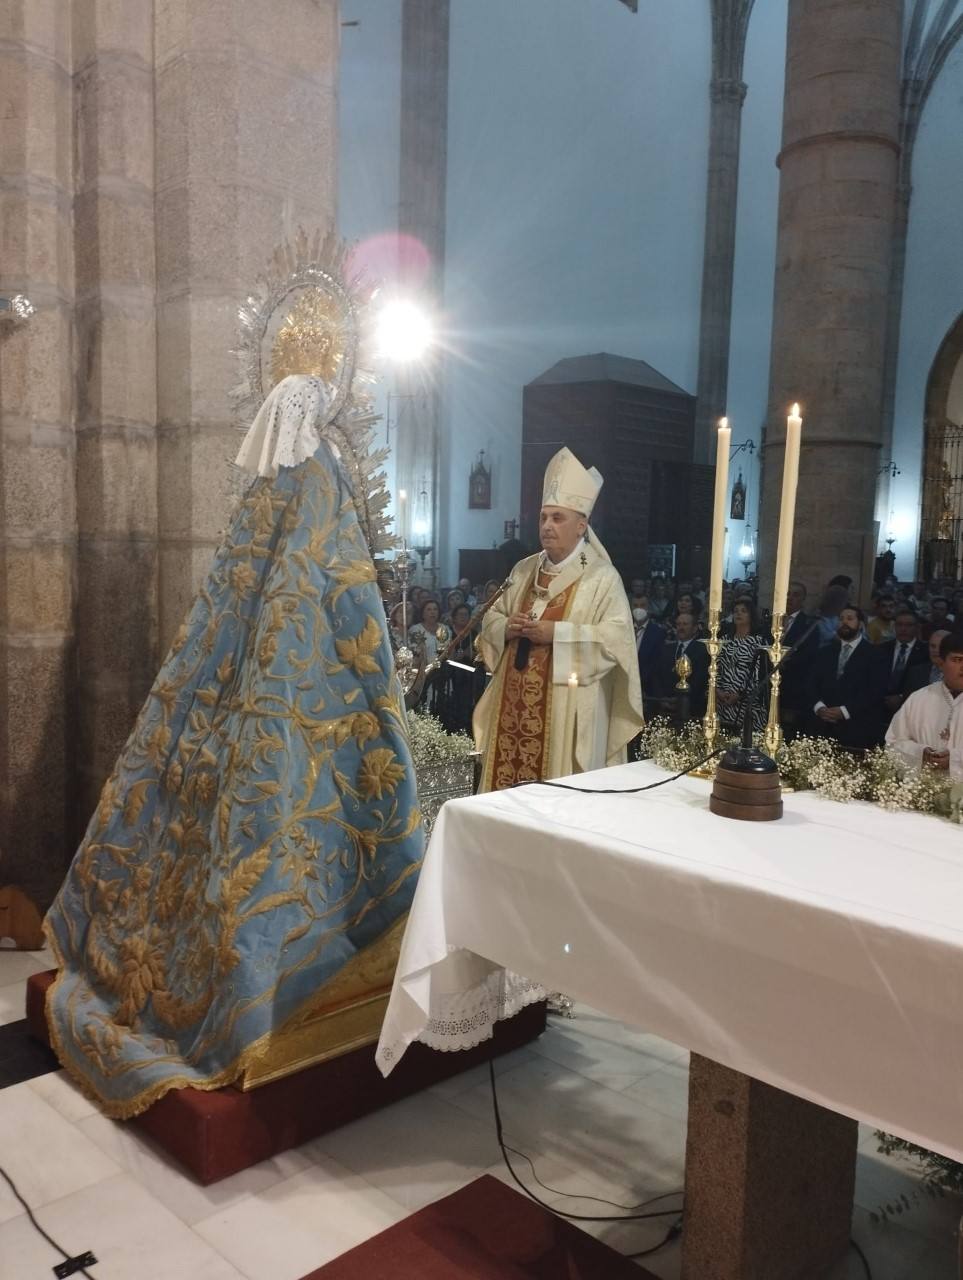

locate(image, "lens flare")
[[374, 300, 433, 362]]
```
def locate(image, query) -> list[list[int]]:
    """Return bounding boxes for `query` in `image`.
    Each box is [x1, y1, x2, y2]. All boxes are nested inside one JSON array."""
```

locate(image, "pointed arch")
[[919, 311, 963, 578]]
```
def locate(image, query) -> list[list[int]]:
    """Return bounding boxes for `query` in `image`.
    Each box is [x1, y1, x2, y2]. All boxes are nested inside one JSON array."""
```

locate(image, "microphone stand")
[[718, 626, 816, 776]]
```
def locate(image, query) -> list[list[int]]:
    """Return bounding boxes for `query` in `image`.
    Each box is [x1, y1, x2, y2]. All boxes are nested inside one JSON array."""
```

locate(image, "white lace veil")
[[234, 375, 338, 479]]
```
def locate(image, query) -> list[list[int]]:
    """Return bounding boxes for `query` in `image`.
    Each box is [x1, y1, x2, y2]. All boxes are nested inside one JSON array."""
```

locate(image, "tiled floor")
[[0, 949, 959, 1279]]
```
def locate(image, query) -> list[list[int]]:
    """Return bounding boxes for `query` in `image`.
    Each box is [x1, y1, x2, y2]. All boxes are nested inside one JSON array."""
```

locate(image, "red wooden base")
[[26, 970, 546, 1185], [299, 1174, 659, 1279]]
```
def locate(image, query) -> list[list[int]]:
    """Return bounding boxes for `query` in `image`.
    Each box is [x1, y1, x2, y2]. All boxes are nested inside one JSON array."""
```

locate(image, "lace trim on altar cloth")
[[377, 970, 546, 1070]]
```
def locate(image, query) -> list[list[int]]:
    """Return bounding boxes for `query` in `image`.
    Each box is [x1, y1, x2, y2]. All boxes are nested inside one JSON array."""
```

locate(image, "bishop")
[[473, 447, 643, 791]]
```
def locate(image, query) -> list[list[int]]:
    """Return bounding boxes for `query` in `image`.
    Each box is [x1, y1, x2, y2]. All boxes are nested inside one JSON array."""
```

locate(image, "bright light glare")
[[739, 543, 754, 559], [888, 512, 912, 539], [374, 300, 433, 362], [413, 518, 429, 539]]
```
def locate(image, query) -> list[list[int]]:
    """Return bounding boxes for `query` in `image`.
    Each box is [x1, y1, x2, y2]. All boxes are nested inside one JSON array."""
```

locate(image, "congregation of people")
[[625, 570, 963, 773], [393, 557, 963, 780]]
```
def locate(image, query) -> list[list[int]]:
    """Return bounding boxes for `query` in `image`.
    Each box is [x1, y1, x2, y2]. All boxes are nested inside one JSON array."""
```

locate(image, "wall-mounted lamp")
[[0, 294, 34, 325]]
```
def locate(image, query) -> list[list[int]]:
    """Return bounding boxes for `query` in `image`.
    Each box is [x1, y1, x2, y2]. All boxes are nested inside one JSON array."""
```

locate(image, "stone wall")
[[759, 0, 901, 607], [0, 0, 338, 911]]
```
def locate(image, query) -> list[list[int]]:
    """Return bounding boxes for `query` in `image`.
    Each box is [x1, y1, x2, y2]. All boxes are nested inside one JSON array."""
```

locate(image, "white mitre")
[[542, 447, 603, 516]]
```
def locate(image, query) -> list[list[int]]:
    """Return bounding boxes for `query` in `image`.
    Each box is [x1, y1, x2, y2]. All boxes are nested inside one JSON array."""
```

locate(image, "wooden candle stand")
[[709, 747, 783, 822]]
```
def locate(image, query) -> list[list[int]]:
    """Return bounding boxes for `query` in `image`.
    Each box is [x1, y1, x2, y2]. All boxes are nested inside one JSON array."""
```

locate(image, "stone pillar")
[[0, 1, 77, 910], [396, 0, 448, 576], [759, 0, 901, 604], [72, 0, 159, 823], [876, 179, 910, 539], [693, 1, 754, 464], [681, 1055, 858, 1280], [154, 0, 339, 648]]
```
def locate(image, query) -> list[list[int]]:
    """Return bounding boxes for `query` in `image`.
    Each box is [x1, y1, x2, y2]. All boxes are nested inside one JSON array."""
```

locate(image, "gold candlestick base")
[[762, 611, 785, 760], [690, 608, 723, 779]]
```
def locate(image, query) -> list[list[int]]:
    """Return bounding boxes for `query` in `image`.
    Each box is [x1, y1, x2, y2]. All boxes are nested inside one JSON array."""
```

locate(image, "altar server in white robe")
[[474, 447, 643, 792], [886, 632, 963, 780]]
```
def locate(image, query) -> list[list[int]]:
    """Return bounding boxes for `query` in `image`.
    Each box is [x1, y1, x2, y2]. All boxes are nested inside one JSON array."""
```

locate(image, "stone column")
[[693, 1, 755, 464], [0, 1, 77, 909], [154, 0, 339, 648], [72, 0, 159, 823], [682, 1055, 858, 1279], [759, 0, 902, 603], [396, 0, 448, 578]]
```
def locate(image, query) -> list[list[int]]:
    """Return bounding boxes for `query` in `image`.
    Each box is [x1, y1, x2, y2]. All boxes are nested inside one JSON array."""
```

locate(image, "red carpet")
[[26, 971, 546, 1185], [298, 1174, 660, 1279]]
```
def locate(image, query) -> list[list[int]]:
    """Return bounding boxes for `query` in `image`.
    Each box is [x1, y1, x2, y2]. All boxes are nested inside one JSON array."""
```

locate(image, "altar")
[[377, 758, 963, 1278]]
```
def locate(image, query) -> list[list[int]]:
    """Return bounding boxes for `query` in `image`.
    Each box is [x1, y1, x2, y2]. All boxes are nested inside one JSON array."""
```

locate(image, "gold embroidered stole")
[[481, 570, 579, 792]]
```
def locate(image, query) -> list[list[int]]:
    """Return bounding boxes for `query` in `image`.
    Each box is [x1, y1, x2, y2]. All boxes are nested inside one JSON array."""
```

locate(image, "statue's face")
[[539, 505, 587, 563]]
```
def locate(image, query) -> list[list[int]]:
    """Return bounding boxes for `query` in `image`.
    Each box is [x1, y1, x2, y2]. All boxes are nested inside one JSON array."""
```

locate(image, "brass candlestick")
[[701, 607, 722, 755], [762, 610, 785, 759]]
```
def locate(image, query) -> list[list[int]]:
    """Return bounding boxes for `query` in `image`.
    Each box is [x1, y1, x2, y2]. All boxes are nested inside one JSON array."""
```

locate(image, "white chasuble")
[[886, 681, 963, 781], [473, 539, 643, 791]]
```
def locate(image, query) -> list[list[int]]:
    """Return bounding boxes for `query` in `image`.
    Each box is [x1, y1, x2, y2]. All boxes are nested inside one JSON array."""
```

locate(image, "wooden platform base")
[[299, 1174, 660, 1279], [26, 970, 546, 1185]]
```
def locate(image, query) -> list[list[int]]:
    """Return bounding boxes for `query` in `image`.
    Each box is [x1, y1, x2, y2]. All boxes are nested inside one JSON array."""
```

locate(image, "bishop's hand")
[[522, 619, 555, 645], [506, 612, 531, 640]]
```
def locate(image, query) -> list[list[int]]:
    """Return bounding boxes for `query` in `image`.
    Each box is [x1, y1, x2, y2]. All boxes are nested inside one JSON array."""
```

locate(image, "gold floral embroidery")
[[45, 459, 423, 1119], [482, 574, 578, 791], [357, 748, 406, 800]]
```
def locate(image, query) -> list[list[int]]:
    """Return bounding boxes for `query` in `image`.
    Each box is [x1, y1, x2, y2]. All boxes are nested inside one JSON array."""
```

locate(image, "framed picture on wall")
[[469, 451, 491, 509]]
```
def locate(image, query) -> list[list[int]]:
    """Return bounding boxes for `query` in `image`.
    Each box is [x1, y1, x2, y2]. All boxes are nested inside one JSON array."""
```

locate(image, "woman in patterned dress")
[[717, 598, 769, 736]]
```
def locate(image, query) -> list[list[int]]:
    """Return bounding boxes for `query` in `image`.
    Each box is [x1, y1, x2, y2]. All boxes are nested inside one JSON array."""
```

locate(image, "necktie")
[[837, 643, 852, 677], [894, 642, 908, 676], [676, 642, 684, 661]]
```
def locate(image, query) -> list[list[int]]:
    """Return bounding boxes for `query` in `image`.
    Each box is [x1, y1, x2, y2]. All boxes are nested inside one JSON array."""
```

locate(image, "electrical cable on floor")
[[499, 1136, 684, 1217], [488, 1059, 684, 1225], [0, 1163, 97, 1278], [626, 1215, 684, 1259], [850, 1237, 873, 1279]]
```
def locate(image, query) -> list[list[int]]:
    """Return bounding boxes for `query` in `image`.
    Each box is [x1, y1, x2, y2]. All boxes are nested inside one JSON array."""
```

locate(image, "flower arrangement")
[[406, 709, 475, 769], [635, 718, 963, 824], [406, 710, 476, 835]]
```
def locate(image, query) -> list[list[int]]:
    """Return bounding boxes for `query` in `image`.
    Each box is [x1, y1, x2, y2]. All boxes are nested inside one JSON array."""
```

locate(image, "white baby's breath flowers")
[[636, 721, 958, 824]]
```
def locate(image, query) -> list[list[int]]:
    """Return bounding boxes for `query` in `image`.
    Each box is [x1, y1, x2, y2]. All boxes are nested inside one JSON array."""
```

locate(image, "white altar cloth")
[[377, 759, 963, 1162]]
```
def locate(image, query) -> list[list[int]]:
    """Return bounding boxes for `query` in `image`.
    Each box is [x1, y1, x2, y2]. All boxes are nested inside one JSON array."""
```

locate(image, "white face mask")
[[632, 608, 648, 624]]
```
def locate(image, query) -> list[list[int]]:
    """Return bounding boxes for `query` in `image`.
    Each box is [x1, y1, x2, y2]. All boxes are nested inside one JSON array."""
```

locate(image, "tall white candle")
[[772, 404, 802, 618], [709, 418, 731, 613], [398, 488, 407, 542]]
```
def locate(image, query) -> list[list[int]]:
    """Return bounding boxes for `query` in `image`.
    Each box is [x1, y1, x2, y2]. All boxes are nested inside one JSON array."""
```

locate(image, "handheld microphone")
[[514, 637, 531, 671]]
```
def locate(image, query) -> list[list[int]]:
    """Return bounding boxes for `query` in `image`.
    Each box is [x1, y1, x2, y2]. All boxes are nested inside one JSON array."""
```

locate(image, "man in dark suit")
[[779, 580, 820, 738], [905, 627, 950, 695], [631, 594, 666, 715], [880, 608, 930, 723], [804, 606, 888, 749], [657, 610, 709, 720]]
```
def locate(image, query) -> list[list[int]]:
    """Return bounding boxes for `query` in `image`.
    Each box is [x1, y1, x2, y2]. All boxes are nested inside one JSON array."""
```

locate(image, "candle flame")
[[399, 489, 407, 500], [568, 672, 579, 688], [719, 417, 728, 430], [790, 404, 800, 418]]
